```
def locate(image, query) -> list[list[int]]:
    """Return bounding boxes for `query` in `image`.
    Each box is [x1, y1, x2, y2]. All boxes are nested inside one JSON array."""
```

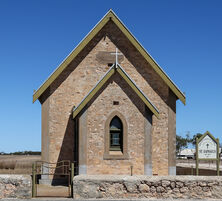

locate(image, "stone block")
[[162, 180, 170, 187], [139, 184, 150, 192], [0, 175, 31, 199]]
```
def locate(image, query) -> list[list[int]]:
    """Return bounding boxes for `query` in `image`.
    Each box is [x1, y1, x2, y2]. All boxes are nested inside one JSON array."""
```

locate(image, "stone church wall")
[[40, 20, 176, 175], [86, 73, 146, 175]]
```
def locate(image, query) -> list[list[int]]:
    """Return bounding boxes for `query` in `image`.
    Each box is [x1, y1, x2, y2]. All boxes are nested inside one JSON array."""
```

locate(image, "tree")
[[190, 133, 203, 147], [176, 134, 191, 155]]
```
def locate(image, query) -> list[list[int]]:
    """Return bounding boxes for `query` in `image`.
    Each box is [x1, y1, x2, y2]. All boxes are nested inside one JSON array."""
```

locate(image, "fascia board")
[[116, 64, 159, 118]]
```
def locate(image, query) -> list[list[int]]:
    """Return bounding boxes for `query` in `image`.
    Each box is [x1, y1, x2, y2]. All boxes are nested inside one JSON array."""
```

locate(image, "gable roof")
[[197, 131, 219, 144], [73, 63, 159, 119], [33, 9, 186, 105]]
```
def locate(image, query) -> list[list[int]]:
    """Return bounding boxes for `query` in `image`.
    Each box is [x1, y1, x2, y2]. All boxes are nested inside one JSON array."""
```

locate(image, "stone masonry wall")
[[73, 175, 222, 199], [86, 73, 145, 175], [40, 20, 175, 175], [0, 175, 31, 198]]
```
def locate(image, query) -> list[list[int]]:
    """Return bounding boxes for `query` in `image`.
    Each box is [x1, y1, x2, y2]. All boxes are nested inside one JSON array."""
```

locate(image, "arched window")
[[109, 116, 123, 151]]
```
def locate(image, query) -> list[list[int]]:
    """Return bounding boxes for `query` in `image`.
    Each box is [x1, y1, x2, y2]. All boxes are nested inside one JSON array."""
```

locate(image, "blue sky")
[[0, 0, 221, 152]]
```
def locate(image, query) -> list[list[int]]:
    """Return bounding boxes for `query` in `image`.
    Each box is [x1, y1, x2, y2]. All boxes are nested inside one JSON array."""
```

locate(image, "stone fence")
[[73, 175, 222, 199], [0, 174, 31, 198], [1, 174, 222, 199]]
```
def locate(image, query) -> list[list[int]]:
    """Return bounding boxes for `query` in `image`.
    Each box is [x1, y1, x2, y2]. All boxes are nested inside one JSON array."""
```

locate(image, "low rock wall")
[[73, 175, 222, 199], [0, 174, 31, 198]]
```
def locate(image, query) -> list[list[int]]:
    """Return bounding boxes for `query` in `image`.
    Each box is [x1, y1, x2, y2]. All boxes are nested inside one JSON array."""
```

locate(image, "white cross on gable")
[[111, 48, 123, 68]]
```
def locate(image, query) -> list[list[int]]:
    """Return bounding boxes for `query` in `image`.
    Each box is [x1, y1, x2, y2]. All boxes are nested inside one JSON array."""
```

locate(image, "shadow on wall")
[[52, 116, 75, 185]]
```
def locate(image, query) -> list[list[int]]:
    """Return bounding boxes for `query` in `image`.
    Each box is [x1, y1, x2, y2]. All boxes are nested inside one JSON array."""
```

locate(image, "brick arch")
[[104, 111, 129, 160]]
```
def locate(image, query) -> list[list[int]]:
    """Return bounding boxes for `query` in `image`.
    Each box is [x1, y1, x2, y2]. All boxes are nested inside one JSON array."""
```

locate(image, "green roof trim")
[[33, 9, 186, 105], [73, 66, 115, 118], [33, 11, 111, 103], [72, 64, 159, 119], [116, 64, 159, 118]]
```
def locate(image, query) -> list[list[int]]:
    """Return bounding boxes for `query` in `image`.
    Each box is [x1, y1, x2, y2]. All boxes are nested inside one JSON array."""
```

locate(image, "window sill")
[[103, 152, 129, 160]]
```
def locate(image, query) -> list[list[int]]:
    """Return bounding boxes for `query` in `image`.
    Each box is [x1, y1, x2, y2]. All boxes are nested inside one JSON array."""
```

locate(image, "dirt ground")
[[36, 184, 70, 197], [0, 156, 221, 175]]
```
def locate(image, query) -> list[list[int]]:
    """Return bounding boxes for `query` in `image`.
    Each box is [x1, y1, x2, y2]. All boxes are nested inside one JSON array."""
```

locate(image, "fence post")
[[196, 137, 199, 176], [71, 162, 74, 198], [217, 138, 220, 176], [32, 163, 36, 197]]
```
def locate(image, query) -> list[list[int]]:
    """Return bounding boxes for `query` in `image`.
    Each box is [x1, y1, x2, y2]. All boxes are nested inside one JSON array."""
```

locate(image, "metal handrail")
[[32, 160, 75, 198]]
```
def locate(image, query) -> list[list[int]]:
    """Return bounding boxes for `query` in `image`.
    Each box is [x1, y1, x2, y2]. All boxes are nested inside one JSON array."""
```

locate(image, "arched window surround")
[[104, 111, 129, 160]]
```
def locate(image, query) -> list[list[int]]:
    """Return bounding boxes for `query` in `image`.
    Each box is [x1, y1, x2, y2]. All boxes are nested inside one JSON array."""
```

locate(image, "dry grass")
[[0, 155, 41, 174]]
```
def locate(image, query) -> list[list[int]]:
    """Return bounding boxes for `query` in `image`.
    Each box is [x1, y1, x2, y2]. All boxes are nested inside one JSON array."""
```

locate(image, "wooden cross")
[[111, 48, 123, 68]]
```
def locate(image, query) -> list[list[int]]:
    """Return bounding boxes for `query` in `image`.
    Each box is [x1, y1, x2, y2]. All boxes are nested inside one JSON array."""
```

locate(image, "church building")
[[33, 10, 186, 176]]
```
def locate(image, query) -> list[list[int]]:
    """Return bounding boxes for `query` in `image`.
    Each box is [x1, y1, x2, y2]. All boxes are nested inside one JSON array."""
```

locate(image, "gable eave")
[[109, 10, 186, 105], [32, 10, 113, 103], [116, 64, 159, 117], [33, 9, 186, 105], [197, 131, 219, 144], [72, 64, 159, 119], [73, 65, 115, 118]]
